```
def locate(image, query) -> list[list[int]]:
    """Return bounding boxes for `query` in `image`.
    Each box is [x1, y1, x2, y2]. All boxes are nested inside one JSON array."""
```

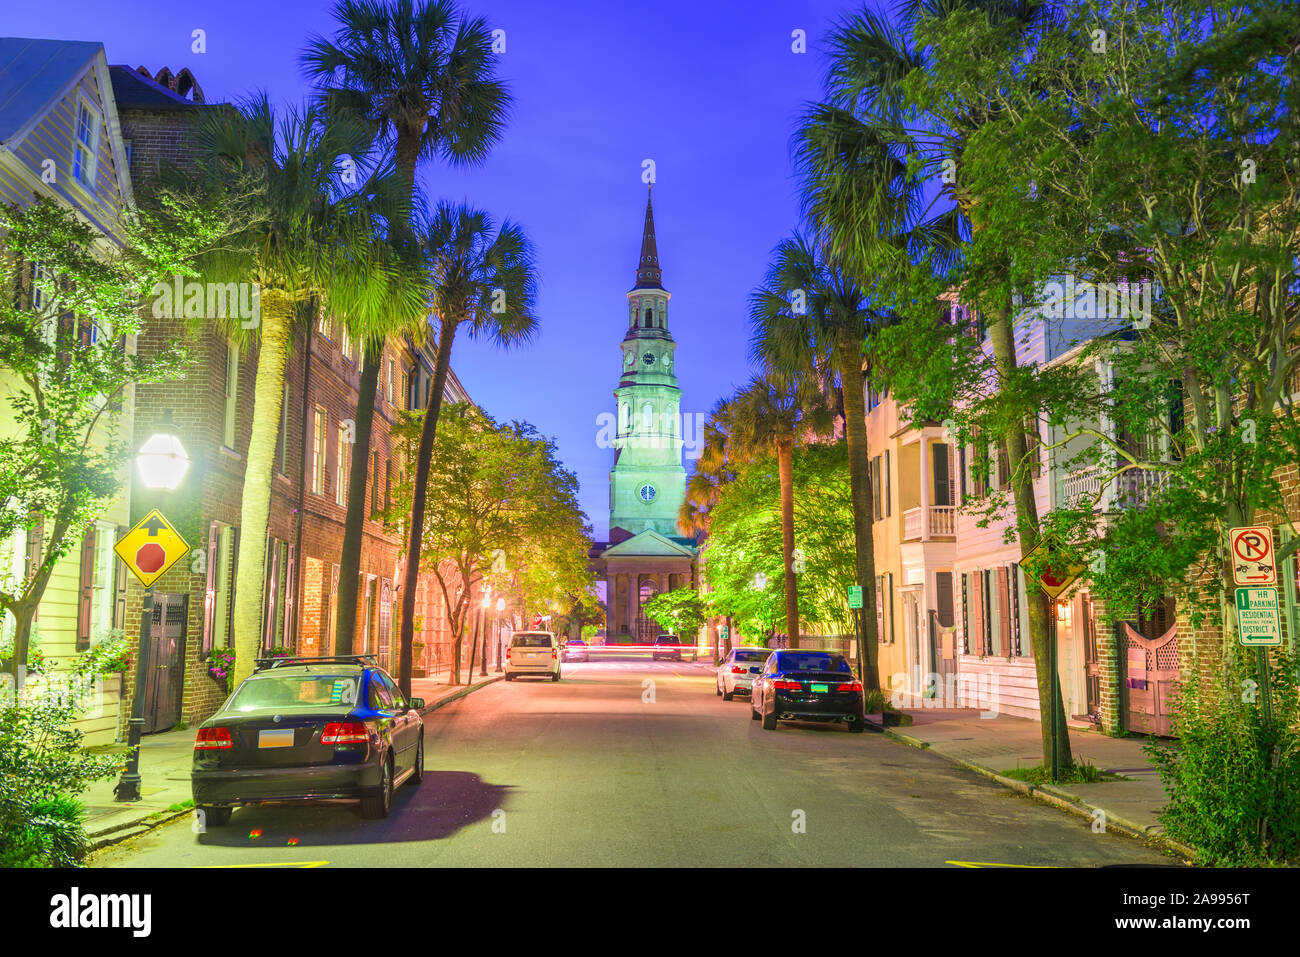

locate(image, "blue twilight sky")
[[8, 0, 891, 540]]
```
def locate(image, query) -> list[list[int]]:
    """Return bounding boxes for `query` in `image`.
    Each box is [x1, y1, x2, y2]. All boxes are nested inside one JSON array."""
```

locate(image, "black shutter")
[[933, 443, 951, 506], [112, 524, 128, 630], [201, 522, 218, 654]]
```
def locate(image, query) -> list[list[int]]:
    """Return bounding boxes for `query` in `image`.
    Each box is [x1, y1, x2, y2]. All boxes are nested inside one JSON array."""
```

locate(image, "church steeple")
[[633, 185, 662, 290]]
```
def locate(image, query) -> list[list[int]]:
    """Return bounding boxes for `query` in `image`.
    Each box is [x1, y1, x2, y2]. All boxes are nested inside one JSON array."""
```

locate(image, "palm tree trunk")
[[397, 316, 457, 697], [986, 299, 1073, 773], [231, 291, 294, 687], [837, 338, 880, 690], [334, 337, 383, 654], [777, 437, 800, 650]]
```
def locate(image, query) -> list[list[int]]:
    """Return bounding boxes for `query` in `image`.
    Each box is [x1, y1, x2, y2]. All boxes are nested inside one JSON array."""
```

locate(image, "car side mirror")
[[409, 697, 425, 711]]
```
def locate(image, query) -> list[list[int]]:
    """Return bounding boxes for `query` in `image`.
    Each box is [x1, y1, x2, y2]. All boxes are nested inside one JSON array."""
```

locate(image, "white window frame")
[[73, 96, 101, 192]]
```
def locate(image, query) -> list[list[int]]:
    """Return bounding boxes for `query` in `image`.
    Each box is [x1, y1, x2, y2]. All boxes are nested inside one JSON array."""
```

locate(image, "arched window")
[[645, 308, 653, 327], [642, 403, 654, 430]]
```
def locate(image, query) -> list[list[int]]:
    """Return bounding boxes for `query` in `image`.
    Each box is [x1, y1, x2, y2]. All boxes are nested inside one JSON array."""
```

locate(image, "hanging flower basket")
[[207, 648, 236, 686]]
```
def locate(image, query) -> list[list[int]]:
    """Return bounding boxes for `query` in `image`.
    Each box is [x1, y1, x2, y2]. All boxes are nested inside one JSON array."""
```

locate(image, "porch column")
[[920, 438, 932, 542]]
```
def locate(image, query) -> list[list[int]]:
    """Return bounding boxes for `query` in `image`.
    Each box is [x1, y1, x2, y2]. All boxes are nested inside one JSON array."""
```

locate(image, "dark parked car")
[[652, 634, 682, 661], [561, 639, 589, 663], [191, 656, 425, 826], [751, 651, 865, 732]]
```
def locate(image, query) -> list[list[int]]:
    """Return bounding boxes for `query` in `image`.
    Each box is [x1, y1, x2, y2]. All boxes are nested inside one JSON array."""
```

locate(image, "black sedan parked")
[[751, 651, 865, 732], [191, 656, 425, 826]]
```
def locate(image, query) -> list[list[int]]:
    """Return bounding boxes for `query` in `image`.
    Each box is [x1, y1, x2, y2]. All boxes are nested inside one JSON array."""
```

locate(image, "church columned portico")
[[592, 188, 698, 640]]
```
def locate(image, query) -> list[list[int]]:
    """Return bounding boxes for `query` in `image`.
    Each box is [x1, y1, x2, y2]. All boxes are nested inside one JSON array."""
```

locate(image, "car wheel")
[[761, 708, 778, 731], [723, 686, 734, 701], [848, 722, 865, 733], [751, 701, 760, 721], [410, 736, 425, 784], [198, 805, 231, 828], [505, 673, 514, 681], [552, 668, 560, 682], [361, 757, 393, 819], [716, 680, 723, 697]]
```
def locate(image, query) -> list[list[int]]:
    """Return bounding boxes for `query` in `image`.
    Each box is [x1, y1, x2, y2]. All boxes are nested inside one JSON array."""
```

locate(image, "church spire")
[[633, 185, 662, 290]]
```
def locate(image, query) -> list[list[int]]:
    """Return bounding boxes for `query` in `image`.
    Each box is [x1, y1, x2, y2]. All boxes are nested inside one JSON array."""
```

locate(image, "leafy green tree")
[[394, 203, 538, 695], [799, 0, 1072, 770], [390, 403, 590, 684], [749, 234, 888, 684], [642, 588, 707, 639], [184, 97, 427, 687], [0, 199, 203, 680], [302, 0, 511, 654], [725, 373, 833, 648]]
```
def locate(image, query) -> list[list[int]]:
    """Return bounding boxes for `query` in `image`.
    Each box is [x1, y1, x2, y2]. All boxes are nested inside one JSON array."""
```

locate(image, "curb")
[[865, 717, 1198, 864], [417, 675, 502, 715], [88, 805, 194, 852]]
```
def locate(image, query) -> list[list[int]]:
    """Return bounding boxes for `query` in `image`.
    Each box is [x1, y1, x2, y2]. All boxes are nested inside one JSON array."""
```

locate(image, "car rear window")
[[512, 634, 552, 648], [656, 636, 677, 643], [228, 674, 359, 711], [777, 653, 851, 673], [734, 650, 769, 662]]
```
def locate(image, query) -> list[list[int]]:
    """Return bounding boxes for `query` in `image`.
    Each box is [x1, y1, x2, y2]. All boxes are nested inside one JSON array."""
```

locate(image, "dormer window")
[[73, 99, 100, 192]]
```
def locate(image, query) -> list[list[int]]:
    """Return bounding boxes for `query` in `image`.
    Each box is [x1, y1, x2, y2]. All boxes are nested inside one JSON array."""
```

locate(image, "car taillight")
[[773, 679, 802, 691], [195, 727, 233, 750], [730, 665, 746, 673], [837, 681, 864, 692], [321, 721, 369, 745], [552, 648, 558, 658]]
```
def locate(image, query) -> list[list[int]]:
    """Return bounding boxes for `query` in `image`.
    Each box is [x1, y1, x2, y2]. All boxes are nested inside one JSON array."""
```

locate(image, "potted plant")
[[412, 641, 427, 679]]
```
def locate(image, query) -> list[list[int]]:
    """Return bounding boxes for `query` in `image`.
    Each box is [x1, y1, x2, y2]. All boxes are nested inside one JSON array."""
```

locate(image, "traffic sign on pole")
[[1235, 587, 1282, 646], [847, 585, 863, 609], [1021, 533, 1086, 600], [1229, 525, 1276, 586], [113, 509, 191, 587]]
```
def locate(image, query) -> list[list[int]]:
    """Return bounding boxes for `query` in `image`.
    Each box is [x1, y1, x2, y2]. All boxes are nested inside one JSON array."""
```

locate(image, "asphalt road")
[[93, 658, 1174, 868]]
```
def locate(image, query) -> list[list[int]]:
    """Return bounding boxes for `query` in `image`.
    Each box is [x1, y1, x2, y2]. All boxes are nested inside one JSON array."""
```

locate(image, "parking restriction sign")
[[1229, 525, 1276, 586], [1235, 587, 1282, 646]]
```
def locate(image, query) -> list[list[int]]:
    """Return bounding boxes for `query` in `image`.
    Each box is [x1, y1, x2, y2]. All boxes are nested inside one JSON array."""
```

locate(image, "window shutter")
[[263, 537, 280, 652], [1010, 563, 1023, 656], [997, 566, 1012, 656], [936, 571, 954, 628], [284, 544, 296, 651], [226, 527, 240, 646], [76, 526, 97, 650], [972, 571, 985, 655], [959, 445, 968, 504], [960, 573, 970, 653], [201, 522, 218, 654], [884, 449, 891, 517], [112, 524, 128, 630], [933, 443, 951, 506]]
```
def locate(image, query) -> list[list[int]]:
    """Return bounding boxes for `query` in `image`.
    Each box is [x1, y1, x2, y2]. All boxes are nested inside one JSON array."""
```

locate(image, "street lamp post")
[[114, 416, 189, 803], [494, 597, 506, 672]]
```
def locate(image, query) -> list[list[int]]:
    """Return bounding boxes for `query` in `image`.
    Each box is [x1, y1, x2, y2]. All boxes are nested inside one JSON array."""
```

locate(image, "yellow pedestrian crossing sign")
[[114, 509, 191, 587]]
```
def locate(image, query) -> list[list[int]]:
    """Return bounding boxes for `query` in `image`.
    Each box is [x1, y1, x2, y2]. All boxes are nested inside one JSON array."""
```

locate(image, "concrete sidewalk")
[[80, 672, 501, 851], [866, 706, 1193, 859]]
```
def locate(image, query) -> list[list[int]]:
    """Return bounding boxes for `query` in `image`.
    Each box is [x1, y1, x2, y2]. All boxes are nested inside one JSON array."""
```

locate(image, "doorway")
[[142, 592, 188, 734]]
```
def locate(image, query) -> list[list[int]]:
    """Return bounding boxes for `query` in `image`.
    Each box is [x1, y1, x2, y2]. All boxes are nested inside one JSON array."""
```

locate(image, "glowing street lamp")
[[115, 416, 187, 803]]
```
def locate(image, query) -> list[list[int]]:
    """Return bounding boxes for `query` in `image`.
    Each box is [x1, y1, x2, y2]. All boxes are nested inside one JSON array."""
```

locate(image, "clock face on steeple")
[[642, 352, 655, 366], [638, 483, 657, 502]]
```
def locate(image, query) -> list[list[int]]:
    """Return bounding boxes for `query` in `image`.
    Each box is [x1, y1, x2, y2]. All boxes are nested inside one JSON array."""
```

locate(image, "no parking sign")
[[1229, 525, 1276, 586]]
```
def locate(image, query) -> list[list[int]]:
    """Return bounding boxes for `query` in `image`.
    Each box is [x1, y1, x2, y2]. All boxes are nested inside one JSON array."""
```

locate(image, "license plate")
[[811, 683, 829, 693], [258, 729, 294, 748]]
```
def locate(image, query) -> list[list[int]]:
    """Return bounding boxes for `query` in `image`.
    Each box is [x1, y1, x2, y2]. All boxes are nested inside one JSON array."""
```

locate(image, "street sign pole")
[[114, 584, 155, 803]]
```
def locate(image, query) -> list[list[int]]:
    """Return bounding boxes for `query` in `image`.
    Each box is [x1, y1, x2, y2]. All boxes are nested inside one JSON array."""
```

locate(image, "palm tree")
[[749, 233, 889, 688], [679, 396, 738, 538], [727, 373, 833, 649], [190, 97, 426, 687], [798, 1, 1071, 769], [395, 202, 538, 695], [302, 0, 511, 655]]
